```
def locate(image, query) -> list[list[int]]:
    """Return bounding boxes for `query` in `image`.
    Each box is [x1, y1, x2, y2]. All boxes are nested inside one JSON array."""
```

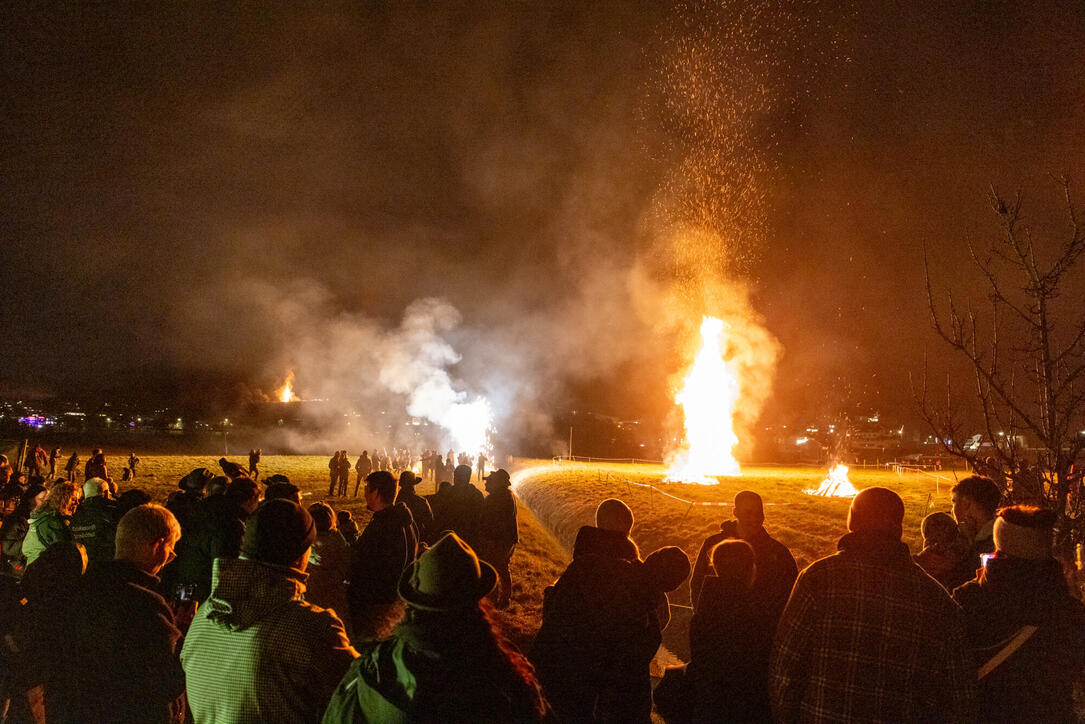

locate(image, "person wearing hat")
[[477, 468, 517, 609], [323, 533, 549, 723], [394, 470, 433, 543], [953, 505, 1085, 722], [69, 477, 118, 565], [170, 478, 260, 604], [166, 467, 213, 535], [183, 499, 357, 724]]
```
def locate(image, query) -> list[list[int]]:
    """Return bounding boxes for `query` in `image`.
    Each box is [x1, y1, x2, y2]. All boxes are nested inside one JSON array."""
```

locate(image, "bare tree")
[[916, 178, 1085, 546]]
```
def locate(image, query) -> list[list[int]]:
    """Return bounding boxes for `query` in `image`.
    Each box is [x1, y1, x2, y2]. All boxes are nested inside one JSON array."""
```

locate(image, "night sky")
[[3, 1, 1084, 438]]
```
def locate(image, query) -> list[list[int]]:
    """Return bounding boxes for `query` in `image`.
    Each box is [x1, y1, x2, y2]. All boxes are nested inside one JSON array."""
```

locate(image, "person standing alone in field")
[[48, 447, 61, 480], [64, 451, 79, 482], [248, 448, 261, 480], [770, 487, 975, 722], [690, 490, 797, 627]]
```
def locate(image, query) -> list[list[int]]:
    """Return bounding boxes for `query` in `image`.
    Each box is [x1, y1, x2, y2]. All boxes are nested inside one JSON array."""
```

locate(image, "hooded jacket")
[[181, 557, 357, 724], [22, 509, 72, 567]]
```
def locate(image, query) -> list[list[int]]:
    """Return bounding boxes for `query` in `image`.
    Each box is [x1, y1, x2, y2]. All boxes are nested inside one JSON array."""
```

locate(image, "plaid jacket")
[[770, 531, 975, 723]]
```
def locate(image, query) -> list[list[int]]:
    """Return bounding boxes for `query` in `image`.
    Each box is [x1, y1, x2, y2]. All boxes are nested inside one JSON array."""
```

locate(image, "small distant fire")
[[276, 372, 297, 403], [665, 316, 742, 484], [805, 464, 859, 497]]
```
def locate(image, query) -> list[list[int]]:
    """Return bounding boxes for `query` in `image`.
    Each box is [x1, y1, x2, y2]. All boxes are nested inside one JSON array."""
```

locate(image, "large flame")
[[276, 372, 296, 403], [805, 464, 859, 497], [665, 316, 742, 484]]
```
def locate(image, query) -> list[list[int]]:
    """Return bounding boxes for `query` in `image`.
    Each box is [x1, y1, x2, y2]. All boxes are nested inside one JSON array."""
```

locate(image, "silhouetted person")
[[690, 490, 796, 627], [47, 448, 60, 479], [248, 448, 261, 480], [440, 464, 483, 545], [127, 452, 139, 479], [353, 450, 372, 496], [477, 468, 517, 608], [337, 510, 359, 546], [914, 511, 973, 591], [952, 476, 1003, 575], [348, 471, 418, 642], [953, 505, 1085, 723], [306, 502, 351, 635], [166, 468, 212, 535], [395, 471, 434, 543], [337, 450, 352, 497], [476, 452, 487, 481], [63, 451, 79, 482], [328, 451, 341, 497], [771, 487, 975, 722]]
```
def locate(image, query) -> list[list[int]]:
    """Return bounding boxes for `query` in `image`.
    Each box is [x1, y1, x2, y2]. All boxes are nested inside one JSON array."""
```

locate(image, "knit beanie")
[[992, 505, 1055, 560], [242, 499, 317, 567]]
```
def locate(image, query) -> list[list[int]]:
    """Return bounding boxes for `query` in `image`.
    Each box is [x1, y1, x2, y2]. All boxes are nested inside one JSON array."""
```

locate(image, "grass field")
[[82, 453, 571, 652]]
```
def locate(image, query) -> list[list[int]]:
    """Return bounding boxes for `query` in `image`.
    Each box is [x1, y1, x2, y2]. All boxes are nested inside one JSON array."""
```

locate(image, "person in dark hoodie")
[[689, 490, 797, 627], [170, 478, 260, 603], [532, 498, 688, 723], [394, 471, 434, 544], [953, 505, 1085, 723], [656, 539, 773, 724], [348, 471, 419, 642], [182, 499, 357, 723], [323, 533, 549, 724], [477, 468, 518, 609], [57, 504, 186, 723], [440, 464, 484, 545], [69, 478, 117, 565]]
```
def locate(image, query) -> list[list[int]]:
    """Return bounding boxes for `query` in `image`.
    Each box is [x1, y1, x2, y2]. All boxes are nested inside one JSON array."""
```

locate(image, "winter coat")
[[479, 488, 519, 548], [770, 531, 975, 723], [22, 509, 72, 567], [394, 489, 434, 543], [0, 513, 30, 575], [571, 524, 640, 562], [181, 557, 357, 724], [323, 614, 549, 724], [169, 495, 245, 602], [69, 496, 117, 565], [53, 560, 185, 723], [307, 530, 351, 622], [531, 526, 661, 724], [347, 503, 418, 614], [435, 481, 484, 544], [685, 576, 774, 722], [690, 523, 797, 624], [165, 489, 205, 534], [914, 542, 975, 592], [953, 555, 1085, 723]]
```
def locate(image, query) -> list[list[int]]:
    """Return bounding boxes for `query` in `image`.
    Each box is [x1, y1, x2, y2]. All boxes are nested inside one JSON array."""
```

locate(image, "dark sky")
[[2, 1, 1084, 436]]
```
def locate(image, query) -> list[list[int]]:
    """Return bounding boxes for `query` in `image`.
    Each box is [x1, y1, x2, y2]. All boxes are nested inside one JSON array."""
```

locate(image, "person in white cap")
[[953, 505, 1085, 722]]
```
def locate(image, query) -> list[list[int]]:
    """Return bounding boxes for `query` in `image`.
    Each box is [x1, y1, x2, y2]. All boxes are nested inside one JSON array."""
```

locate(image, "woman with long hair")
[[323, 533, 550, 723], [21, 482, 79, 568]]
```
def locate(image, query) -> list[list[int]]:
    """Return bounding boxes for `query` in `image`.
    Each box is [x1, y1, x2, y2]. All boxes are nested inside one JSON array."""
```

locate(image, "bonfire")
[[805, 464, 859, 497], [276, 372, 297, 403], [665, 316, 742, 484]]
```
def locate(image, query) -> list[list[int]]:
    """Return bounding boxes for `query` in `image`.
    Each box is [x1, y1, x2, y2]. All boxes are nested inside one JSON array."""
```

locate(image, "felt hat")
[[263, 474, 291, 486], [398, 532, 496, 611], [483, 469, 511, 488], [242, 499, 316, 567], [178, 468, 212, 492]]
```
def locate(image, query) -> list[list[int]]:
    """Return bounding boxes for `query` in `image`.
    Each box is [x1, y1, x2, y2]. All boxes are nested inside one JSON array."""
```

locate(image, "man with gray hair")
[[771, 487, 975, 722], [58, 504, 187, 722]]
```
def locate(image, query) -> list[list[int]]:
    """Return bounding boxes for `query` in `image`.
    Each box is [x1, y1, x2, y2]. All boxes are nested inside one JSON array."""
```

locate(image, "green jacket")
[[69, 496, 117, 565], [181, 557, 357, 724], [322, 618, 550, 724], [22, 510, 72, 567]]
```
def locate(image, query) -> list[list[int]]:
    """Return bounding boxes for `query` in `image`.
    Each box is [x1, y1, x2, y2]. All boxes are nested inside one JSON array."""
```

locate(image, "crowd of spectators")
[[0, 445, 1080, 723]]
